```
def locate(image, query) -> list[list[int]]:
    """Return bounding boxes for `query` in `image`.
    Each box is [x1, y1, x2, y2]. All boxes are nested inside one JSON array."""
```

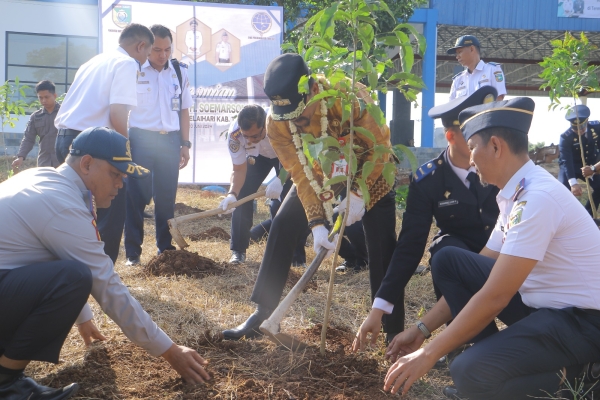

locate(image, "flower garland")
[[289, 83, 335, 225]]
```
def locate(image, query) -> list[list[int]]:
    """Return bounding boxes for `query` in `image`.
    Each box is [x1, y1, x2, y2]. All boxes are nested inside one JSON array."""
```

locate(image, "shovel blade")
[[260, 328, 309, 351]]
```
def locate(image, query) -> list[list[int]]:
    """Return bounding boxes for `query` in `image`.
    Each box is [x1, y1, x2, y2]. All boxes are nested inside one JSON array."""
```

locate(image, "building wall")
[[0, 0, 97, 144], [432, 0, 600, 31]]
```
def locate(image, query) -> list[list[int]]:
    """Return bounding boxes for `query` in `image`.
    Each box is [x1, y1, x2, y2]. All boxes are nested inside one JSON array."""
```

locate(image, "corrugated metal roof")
[[431, 0, 600, 32]]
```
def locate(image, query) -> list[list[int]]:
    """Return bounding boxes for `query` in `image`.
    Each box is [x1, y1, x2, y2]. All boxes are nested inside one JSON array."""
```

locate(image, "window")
[[5, 32, 97, 103]]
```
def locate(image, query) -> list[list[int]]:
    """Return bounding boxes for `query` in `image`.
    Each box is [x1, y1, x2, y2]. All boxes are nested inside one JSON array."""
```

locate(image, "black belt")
[[130, 128, 180, 135], [58, 128, 82, 136]]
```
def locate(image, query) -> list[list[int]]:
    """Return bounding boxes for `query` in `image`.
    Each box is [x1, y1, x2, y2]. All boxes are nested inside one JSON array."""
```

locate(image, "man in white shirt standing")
[[448, 35, 507, 101], [219, 105, 284, 265], [54, 23, 153, 264], [0, 127, 209, 400], [124, 25, 193, 265], [215, 32, 232, 64], [382, 98, 600, 400]]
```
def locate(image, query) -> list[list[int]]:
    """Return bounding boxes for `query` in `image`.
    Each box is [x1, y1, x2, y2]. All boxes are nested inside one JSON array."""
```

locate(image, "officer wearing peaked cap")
[[558, 104, 600, 216], [354, 86, 500, 354], [383, 97, 600, 400], [448, 35, 507, 102], [0, 127, 210, 399]]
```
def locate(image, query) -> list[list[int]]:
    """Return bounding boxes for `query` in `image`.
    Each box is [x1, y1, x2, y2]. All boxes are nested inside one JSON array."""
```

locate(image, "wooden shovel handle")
[[169, 188, 266, 225]]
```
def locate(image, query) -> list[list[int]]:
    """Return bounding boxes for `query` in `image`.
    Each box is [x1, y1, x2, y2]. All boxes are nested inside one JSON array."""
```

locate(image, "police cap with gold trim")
[[459, 97, 535, 141], [565, 104, 590, 125], [70, 127, 150, 179], [263, 53, 309, 121], [447, 35, 481, 55], [428, 86, 498, 128]]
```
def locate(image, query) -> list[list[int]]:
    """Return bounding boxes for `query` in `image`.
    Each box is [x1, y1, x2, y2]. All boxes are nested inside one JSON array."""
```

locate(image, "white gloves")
[[312, 225, 339, 260], [336, 192, 365, 226], [218, 194, 237, 216], [265, 179, 284, 199]]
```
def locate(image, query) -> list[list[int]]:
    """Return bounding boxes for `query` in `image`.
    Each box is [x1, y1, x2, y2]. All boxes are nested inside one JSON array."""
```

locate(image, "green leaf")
[[365, 103, 385, 126], [341, 100, 352, 125], [324, 175, 348, 187], [352, 126, 376, 143], [362, 160, 375, 179], [278, 168, 288, 184], [392, 144, 417, 170], [382, 162, 396, 187], [356, 178, 370, 206], [298, 75, 310, 95]]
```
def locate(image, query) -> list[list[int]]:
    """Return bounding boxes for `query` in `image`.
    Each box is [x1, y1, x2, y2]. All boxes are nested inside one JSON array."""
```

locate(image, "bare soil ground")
[[188, 227, 231, 242], [0, 157, 564, 399]]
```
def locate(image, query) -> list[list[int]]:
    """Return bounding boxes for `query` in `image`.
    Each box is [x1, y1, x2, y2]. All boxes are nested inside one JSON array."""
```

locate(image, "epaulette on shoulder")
[[452, 71, 463, 80], [487, 61, 501, 66], [413, 159, 437, 183], [179, 62, 188, 68]]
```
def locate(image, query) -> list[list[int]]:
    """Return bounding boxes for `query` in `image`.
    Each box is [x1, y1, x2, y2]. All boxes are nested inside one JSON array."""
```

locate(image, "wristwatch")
[[181, 140, 192, 148], [416, 320, 431, 339], [592, 165, 596, 172]]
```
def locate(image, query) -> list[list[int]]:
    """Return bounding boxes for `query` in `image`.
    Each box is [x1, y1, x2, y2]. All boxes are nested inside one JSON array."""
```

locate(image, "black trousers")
[[56, 132, 126, 263], [431, 247, 600, 400], [230, 155, 280, 253], [250, 179, 309, 263], [0, 261, 92, 363], [558, 166, 600, 216], [250, 187, 402, 333]]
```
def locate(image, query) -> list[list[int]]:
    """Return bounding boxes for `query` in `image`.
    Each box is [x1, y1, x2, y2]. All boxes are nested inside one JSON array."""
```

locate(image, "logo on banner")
[[251, 12, 272, 36], [112, 5, 132, 28]]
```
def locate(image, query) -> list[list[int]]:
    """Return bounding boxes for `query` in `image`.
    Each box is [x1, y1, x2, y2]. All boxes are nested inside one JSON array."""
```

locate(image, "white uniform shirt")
[[487, 160, 600, 310], [216, 41, 232, 60], [129, 60, 194, 132], [449, 60, 507, 101], [0, 165, 173, 356], [55, 47, 138, 131], [227, 117, 277, 165]]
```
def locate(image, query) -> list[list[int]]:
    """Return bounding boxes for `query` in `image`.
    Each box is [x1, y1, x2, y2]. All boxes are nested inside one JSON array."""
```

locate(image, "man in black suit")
[[353, 86, 501, 351]]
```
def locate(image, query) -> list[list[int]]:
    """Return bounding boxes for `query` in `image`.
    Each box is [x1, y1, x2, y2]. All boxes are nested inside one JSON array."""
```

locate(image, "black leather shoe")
[[125, 257, 140, 266], [443, 386, 466, 399], [223, 306, 272, 340], [143, 211, 153, 219], [229, 251, 246, 265], [0, 374, 79, 400]]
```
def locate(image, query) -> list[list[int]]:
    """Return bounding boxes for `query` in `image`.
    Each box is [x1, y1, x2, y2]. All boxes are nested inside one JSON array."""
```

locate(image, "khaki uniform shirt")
[[0, 165, 173, 356], [17, 103, 60, 167], [267, 77, 393, 223]]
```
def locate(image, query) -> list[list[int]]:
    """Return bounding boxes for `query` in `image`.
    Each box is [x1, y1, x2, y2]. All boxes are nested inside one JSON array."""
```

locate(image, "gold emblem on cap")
[[271, 99, 291, 106], [483, 94, 495, 104], [126, 140, 132, 159]]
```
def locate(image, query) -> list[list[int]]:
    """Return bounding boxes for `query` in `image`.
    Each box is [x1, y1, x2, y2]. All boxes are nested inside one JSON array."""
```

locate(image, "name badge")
[[171, 85, 181, 111], [438, 199, 458, 207]]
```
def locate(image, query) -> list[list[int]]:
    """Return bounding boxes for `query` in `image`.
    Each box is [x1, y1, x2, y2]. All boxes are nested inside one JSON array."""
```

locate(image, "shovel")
[[259, 218, 341, 351], [168, 188, 266, 249]]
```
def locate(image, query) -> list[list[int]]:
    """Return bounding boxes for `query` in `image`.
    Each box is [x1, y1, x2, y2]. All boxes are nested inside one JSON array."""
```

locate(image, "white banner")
[[99, 0, 283, 183], [558, 0, 600, 18]]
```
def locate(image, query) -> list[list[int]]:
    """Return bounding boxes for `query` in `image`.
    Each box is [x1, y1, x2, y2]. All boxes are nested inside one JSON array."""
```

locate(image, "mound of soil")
[[188, 227, 231, 241], [174, 203, 204, 215], [144, 250, 223, 278], [286, 267, 318, 292], [42, 327, 393, 399]]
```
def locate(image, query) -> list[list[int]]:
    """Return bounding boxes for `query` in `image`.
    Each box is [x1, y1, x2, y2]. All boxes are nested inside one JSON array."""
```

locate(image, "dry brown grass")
[[0, 157, 454, 398]]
